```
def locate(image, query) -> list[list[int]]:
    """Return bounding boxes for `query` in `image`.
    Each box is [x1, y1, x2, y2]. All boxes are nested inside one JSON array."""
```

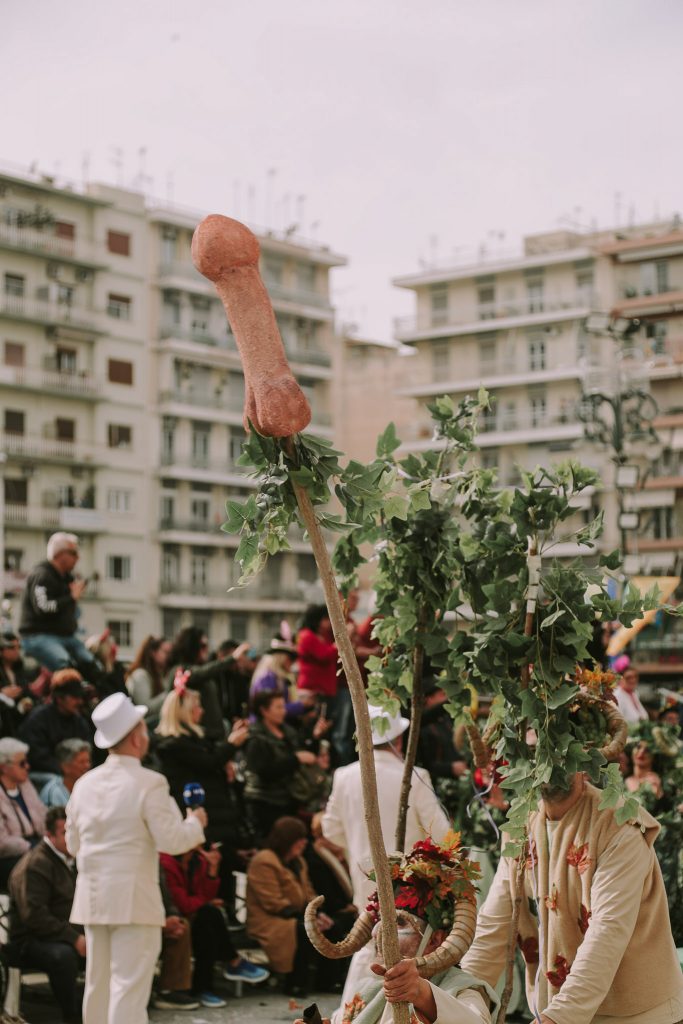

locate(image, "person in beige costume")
[[66, 693, 207, 1024], [460, 773, 683, 1024]]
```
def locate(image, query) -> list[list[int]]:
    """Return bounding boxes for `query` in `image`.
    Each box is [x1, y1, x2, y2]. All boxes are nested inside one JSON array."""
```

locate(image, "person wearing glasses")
[[18, 532, 99, 683], [0, 737, 46, 888], [0, 630, 34, 737]]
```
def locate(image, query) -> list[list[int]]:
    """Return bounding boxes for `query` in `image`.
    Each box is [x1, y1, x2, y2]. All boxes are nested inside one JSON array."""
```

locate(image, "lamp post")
[[578, 314, 661, 561]]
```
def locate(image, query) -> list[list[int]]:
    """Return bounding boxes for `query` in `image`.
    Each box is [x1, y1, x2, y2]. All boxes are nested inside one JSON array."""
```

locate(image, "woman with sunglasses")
[[0, 737, 46, 887], [0, 631, 34, 737]]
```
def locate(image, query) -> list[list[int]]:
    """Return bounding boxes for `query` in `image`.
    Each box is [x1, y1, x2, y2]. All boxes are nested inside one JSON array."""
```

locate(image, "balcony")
[[0, 223, 106, 268], [158, 578, 307, 609], [0, 364, 102, 399], [158, 260, 213, 292], [4, 503, 60, 530], [612, 288, 683, 319], [58, 507, 105, 532], [159, 389, 244, 413], [1, 433, 101, 465], [400, 411, 584, 452], [398, 360, 586, 398], [0, 296, 104, 333], [158, 517, 314, 552], [263, 278, 332, 313], [395, 293, 597, 341], [159, 324, 239, 352]]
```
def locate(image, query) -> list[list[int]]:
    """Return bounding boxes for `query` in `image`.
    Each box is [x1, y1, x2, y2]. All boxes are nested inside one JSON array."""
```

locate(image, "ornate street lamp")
[[578, 314, 661, 558]]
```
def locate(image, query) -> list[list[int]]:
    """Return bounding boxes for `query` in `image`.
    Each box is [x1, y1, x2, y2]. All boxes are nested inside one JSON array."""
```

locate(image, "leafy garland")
[[222, 394, 667, 855]]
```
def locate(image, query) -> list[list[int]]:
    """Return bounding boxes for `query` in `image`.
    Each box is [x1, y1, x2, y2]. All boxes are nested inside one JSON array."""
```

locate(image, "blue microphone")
[[182, 782, 205, 809]]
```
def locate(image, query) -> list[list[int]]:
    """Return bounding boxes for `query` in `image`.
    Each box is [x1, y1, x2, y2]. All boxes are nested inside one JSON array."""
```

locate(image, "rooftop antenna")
[[628, 203, 636, 228], [132, 146, 152, 193]]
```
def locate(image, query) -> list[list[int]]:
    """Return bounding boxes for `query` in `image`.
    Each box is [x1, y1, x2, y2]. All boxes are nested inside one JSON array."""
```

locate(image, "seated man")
[[40, 739, 92, 807], [8, 806, 84, 1024], [18, 670, 92, 781], [0, 630, 35, 737]]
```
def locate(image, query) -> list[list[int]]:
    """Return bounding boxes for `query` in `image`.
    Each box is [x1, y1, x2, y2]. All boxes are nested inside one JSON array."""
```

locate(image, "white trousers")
[[83, 924, 161, 1024]]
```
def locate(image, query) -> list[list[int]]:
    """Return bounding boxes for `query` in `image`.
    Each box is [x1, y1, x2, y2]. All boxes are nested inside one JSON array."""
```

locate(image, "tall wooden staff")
[[192, 215, 410, 1024]]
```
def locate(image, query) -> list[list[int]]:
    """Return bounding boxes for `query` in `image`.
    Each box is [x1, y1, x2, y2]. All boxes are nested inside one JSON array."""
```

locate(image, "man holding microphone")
[[66, 692, 207, 1024]]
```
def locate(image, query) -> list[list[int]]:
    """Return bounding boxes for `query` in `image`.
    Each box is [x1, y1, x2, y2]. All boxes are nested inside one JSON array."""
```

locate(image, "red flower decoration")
[[566, 842, 591, 875], [546, 954, 571, 989], [545, 884, 559, 912], [578, 904, 591, 934], [517, 934, 539, 964]]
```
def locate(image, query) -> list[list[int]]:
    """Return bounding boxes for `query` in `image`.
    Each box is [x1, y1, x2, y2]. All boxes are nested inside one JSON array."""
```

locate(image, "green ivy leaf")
[[384, 495, 409, 521], [376, 422, 402, 457]]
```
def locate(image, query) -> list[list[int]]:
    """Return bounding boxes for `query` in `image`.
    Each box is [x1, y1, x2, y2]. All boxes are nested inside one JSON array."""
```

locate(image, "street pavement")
[[17, 979, 339, 1023]]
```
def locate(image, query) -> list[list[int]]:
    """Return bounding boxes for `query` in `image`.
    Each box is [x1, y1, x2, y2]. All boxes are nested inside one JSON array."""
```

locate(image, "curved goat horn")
[[304, 896, 374, 958], [414, 899, 478, 979], [599, 704, 628, 760]]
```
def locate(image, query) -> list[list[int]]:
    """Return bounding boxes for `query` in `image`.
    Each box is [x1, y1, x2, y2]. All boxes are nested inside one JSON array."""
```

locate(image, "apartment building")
[[148, 201, 346, 645], [392, 219, 683, 676], [0, 163, 346, 653], [0, 168, 157, 657]]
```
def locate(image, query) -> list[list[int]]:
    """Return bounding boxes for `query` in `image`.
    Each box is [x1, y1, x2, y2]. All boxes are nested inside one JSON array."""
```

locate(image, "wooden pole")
[[289, 468, 410, 1024], [395, 606, 426, 850]]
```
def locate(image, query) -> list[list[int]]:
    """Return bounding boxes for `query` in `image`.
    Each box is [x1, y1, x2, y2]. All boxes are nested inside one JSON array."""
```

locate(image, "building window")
[[192, 611, 212, 637], [4, 479, 28, 505], [501, 401, 517, 430], [229, 427, 246, 464], [4, 548, 23, 572], [55, 348, 77, 373], [656, 260, 670, 294], [106, 555, 131, 581], [297, 262, 316, 292], [4, 274, 24, 298], [480, 449, 498, 471], [107, 230, 131, 256], [230, 612, 249, 641], [297, 554, 319, 583], [107, 488, 133, 513], [529, 391, 547, 427], [575, 268, 594, 303], [191, 553, 209, 591], [527, 279, 544, 313], [4, 342, 25, 367], [107, 424, 132, 449], [162, 291, 182, 327], [479, 338, 496, 373], [54, 221, 75, 240], [107, 359, 134, 385], [528, 334, 546, 371], [429, 285, 449, 326], [107, 294, 131, 320], [162, 548, 180, 587], [55, 418, 75, 442], [160, 495, 175, 526], [263, 256, 284, 285], [647, 507, 674, 540], [162, 610, 181, 637], [480, 405, 497, 433], [191, 498, 210, 526], [477, 285, 496, 320], [4, 410, 25, 435], [191, 423, 211, 464], [639, 262, 657, 296], [57, 484, 76, 508], [431, 341, 450, 380], [106, 620, 132, 647], [161, 419, 175, 463], [646, 320, 668, 356]]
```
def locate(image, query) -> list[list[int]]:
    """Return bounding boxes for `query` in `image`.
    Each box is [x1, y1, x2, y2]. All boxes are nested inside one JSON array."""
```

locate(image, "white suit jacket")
[[66, 754, 204, 926], [321, 749, 450, 907]]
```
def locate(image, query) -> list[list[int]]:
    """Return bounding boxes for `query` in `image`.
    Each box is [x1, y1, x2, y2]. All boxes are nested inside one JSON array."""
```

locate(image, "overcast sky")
[[3, 0, 682, 339]]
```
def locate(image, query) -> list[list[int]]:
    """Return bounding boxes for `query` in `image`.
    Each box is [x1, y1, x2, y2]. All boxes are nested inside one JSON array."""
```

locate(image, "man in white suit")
[[322, 704, 451, 1005], [66, 693, 207, 1024]]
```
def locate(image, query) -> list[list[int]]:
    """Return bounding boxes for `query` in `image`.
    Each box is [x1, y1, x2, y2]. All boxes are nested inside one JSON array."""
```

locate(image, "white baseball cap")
[[368, 704, 410, 745], [92, 692, 148, 749]]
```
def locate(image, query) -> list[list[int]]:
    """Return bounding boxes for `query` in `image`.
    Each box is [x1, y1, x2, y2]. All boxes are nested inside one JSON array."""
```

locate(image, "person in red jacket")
[[160, 845, 268, 1008], [296, 605, 338, 700]]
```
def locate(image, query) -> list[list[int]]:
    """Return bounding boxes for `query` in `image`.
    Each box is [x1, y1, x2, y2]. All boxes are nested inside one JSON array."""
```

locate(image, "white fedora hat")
[[92, 692, 147, 749], [368, 704, 410, 746]]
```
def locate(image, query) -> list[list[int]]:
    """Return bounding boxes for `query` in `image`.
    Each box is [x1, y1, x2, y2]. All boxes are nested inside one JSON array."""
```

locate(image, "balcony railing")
[[0, 364, 101, 396], [159, 579, 304, 601], [395, 293, 597, 336], [262, 278, 331, 310], [0, 296, 102, 331], [286, 346, 331, 367], [0, 223, 103, 265], [159, 324, 239, 351], [159, 389, 244, 412], [1, 433, 99, 463], [158, 260, 209, 285], [159, 517, 226, 533], [4, 504, 60, 528]]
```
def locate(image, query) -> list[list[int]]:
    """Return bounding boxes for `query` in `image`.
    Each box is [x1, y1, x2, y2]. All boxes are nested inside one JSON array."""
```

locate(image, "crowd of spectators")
[[0, 532, 681, 1020]]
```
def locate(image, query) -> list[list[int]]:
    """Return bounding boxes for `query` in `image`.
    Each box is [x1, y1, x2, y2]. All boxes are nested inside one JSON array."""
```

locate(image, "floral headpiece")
[[173, 668, 191, 697], [366, 830, 480, 932]]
